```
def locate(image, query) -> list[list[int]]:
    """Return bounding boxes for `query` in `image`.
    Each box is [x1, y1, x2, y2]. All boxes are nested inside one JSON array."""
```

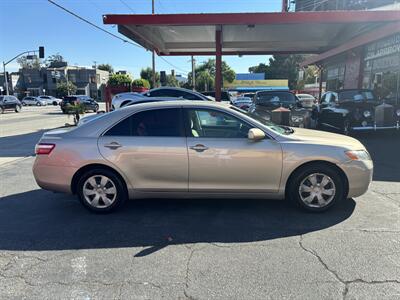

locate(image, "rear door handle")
[[189, 144, 209, 152], [104, 142, 122, 150]]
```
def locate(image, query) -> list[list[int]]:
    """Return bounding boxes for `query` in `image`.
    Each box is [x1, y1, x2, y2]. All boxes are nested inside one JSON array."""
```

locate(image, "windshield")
[[338, 90, 377, 102], [255, 92, 296, 105], [230, 106, 287, 134]]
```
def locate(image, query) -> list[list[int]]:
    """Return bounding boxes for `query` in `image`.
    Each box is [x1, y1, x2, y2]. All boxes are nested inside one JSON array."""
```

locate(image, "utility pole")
[[3, 62, 9, 95], [151, 0, 156, 88], [191, 56, 196, 91]]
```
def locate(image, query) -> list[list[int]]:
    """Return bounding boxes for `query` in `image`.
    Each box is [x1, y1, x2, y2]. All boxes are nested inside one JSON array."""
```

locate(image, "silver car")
[[33, 101, 373, 213]]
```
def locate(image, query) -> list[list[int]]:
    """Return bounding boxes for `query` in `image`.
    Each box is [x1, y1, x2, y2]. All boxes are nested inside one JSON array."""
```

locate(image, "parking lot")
[[0, 107, 399, 299]]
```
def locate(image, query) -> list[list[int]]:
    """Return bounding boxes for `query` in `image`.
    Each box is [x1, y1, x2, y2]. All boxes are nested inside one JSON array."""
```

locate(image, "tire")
[[22, 101, 27, 106], [77, 168, 127, 213], [36, 102, 41, 106], [15, 105, 21, 113], [53, 101, 58, 106], [94, 105, 99, 112], [0, 107, 4, 114], [287, 163, 345, 212]]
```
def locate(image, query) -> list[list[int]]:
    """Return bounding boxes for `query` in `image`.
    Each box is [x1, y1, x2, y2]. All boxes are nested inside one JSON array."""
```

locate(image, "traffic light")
[[39, 46, 45, 59]]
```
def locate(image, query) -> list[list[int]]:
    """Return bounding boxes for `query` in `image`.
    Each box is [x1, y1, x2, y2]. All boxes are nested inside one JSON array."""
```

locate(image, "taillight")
[[35, 143, 55, 155]]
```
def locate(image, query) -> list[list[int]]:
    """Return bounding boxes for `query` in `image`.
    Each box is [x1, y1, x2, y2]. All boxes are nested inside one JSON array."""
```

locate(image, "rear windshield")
[[255, 92, 296, 105], [338, 90, 377, 102], [64, 96, 78, 102]]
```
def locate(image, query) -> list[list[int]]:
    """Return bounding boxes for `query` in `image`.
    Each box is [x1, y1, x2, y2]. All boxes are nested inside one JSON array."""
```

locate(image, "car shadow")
[[0, 130, 46, 157], [353, 131, 400, 182], [0, 190, 355, 255]]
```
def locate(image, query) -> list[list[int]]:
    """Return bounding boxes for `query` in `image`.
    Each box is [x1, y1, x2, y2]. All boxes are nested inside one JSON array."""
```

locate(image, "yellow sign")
[[224, 79, 288, 88]]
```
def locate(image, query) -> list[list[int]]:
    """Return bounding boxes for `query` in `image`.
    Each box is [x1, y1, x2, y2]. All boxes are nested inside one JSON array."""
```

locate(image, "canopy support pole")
[[215, 27, 222, 102], [318, 65, 324, 101]]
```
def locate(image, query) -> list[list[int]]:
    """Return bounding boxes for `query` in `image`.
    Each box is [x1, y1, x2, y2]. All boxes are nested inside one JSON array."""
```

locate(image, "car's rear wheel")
[[77, 168, 127, 213], [15, 105, 21, 113], [53, 101, 58, 106], [36, 102, 41, 106], [288, 163, 345, 212], [0, 107, 4, 114], [22, 101, 27, 106]]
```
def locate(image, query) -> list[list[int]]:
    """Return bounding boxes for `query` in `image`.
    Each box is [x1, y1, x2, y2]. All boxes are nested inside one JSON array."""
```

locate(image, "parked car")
[[243, 93, 256, 99], [232, 96, 253, 110], [22, 96, 47, 106], [201, 91, 232, 103], [0, 95, 22, 113], [111, 87, 210, 110], [61, 95, 99, 114], [33, 100, 373, 213], [37, 95, 63, 106], [296, 93, 317, 109], [248, 91, 312, 128], [314, 89, 400, 134]]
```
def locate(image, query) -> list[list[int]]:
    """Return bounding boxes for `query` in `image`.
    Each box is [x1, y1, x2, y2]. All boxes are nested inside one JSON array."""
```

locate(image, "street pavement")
[[0, 108, 399, 299]]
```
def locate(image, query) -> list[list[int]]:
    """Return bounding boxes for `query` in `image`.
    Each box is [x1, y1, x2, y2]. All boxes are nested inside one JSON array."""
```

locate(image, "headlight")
[[363, 110, 371, 118], [291, 115, 304, 123], [345, 150, 371, 161], [396, 109, 400, 117]]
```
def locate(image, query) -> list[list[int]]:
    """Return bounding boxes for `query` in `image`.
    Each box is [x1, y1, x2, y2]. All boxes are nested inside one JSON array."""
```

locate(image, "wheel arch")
[[71, 163, 129, 195], [120, 100, 133, 108], [284, 160, 349, 199]]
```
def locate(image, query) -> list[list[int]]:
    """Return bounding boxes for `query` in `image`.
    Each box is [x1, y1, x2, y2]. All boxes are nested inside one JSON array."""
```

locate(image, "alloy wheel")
[[82, 175, 117, 209], [298, 173, 336, 208]]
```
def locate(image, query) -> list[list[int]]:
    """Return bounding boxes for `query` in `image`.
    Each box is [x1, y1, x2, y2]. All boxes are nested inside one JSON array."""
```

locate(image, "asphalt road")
[[0, 108, 399, 299]]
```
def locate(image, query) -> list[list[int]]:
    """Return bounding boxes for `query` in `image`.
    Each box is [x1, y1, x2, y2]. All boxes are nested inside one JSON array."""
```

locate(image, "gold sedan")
[[33, 101, 373, 213]]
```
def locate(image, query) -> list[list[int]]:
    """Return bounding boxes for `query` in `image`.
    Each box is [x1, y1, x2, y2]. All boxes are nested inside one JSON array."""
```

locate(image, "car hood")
[[285, 127, 365, 150]]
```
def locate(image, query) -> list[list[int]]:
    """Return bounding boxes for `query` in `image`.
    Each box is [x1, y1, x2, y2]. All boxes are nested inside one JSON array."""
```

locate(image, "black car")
[[61, 95, 99, 114], [0, 95, 22, 114], [314, 89, 400, 134], [201, 91, 232, 102], [248, 90, 312, 128]]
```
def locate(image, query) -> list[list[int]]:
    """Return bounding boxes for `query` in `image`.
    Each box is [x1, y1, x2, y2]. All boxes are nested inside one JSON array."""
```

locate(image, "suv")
[[248, 90, 311, 128], [314, 89, 400, 134], [0, 95, 22, 113], [61, 95, 99, 114]]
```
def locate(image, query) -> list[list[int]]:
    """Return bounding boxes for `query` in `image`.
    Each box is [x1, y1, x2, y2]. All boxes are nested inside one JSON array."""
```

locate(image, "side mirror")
[[248, 128, 265, 141]]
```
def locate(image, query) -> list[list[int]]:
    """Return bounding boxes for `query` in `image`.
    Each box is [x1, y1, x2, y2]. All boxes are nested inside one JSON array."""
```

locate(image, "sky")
[[0, 0, 283, 78]]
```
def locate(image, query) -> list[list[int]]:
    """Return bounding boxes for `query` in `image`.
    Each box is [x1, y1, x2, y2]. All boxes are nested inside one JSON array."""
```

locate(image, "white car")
[[21, 96, 47, 106], [111, 92, 146, 110], [37, 95, 63, 106], [296, 94, 317, 109]]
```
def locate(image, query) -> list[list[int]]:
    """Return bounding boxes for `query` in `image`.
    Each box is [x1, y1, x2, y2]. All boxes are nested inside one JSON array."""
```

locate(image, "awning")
[[103, 11, 400, 56]]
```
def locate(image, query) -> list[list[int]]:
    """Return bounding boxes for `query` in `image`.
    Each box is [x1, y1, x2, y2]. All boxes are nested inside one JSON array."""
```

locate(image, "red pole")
[[215, 27, 222, 102]]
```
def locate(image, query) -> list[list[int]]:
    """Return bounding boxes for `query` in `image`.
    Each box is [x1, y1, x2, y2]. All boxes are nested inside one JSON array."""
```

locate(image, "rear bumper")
[[352, 122, 400, 131], [33, 159, 77, 194], [338, 160, 373, 198]]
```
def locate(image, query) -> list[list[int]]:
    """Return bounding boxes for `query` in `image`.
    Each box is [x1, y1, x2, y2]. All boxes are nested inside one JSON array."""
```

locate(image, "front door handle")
[[104, 142, 122, 150], [189, 144, 209, 152]]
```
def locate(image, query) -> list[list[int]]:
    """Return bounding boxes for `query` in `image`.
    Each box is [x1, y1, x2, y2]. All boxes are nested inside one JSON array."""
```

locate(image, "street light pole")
[[3, 62, 9, 95]]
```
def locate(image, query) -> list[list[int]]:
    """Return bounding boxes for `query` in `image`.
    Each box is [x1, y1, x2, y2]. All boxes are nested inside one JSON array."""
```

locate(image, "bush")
[[107, 74, 132, 87], [132, 78, 150, 89]]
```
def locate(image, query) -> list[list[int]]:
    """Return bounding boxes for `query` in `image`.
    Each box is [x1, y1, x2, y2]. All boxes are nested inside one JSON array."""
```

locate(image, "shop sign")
[[365, 34, 400, 60]]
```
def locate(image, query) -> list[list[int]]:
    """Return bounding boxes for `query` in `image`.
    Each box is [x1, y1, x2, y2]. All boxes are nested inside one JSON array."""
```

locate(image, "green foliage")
[[98, 63, 114, 73], [166, 75, 179, 87], [17, 56, 41, 69], [140, 67, 160, 88], [187, 59, 236, 91], [132, 78, 150, 89], [107, 74, 132, 87], [66, 102, 85, 115], [56, 81, 77, 97], [249, 55, 306, 89], [45, 53, 66, 67]]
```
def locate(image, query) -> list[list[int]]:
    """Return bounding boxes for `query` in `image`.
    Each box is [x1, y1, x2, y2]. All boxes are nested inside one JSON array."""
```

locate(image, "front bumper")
[[338, 160, 373, 198]]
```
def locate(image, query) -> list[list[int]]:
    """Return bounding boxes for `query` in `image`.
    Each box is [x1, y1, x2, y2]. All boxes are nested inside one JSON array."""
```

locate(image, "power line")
[[47, 0, 142, 48], [119, 0, 135, 13], [159, 56, 190, 73]]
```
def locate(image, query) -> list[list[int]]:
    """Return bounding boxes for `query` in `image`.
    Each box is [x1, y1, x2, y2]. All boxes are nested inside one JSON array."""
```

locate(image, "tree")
[[56, 81, 77, 97], [132, 78, 150, 89], [17, 56, 41, 69], [248, 55, 305, 90], [140, 67, 160, 88], [107, 74, 132, 87], [187, 59, 236, 91], [98, 63, 114, 74], [166, 75, 179, 87], [45, 53, 66, 68]]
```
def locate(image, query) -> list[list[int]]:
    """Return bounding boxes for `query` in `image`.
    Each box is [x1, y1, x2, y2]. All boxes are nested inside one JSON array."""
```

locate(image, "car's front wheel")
[[288, 163, 345, 212], [77, 168, 127, 213], [15, 105, 21, 113], [36, 102, 41, 106]]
